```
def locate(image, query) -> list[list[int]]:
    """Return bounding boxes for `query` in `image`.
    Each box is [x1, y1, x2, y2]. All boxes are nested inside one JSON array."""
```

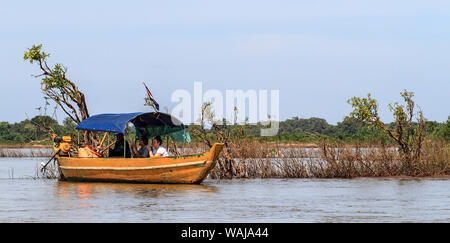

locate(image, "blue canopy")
[[76, 112, 189, 143], [76, 112, 143, 133]]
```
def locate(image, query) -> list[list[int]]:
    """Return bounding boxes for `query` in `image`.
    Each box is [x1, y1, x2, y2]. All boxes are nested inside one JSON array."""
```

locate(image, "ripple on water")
[[1, 158, 450, 222]]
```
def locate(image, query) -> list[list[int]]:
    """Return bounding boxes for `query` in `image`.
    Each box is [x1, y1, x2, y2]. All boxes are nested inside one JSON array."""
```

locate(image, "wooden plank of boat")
[[57, 143, 224, 184], [59, 160, 208, 170]]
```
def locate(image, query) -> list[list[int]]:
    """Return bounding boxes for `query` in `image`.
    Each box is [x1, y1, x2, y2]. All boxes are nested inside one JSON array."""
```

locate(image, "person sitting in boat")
[[109, 133, 131, 158], [148, 135, 169, 157], [131, 136, 150, 158]]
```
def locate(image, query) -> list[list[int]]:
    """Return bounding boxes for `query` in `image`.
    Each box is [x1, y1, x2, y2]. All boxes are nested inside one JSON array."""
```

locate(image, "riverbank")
[[0, 148, 52, 157], [0, 144, 51, 149]]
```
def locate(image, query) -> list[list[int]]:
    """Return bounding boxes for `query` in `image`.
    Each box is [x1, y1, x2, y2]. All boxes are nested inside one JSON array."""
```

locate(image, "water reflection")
[[56, 181, 218, 199]]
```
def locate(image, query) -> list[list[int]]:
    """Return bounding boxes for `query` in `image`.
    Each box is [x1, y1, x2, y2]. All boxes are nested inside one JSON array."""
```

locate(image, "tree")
[[60, 117, 79, 139], [23, 44, 93, 144], [432, 116, 450, 141], [348, 90, 427, 172], [191, 102, 245, 179]]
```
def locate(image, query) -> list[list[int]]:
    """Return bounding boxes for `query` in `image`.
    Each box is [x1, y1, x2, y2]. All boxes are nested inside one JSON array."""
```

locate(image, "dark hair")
[[154, 135, 162, 145], [140, 136, 148, 145]]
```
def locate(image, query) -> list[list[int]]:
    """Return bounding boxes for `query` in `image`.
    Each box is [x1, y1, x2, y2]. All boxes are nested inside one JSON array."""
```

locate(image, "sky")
[[0, 0, 449, 125]]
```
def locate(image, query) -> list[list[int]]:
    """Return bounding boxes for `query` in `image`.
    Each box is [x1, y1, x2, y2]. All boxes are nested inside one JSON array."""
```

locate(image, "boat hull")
[[57, 143, 224, 184]]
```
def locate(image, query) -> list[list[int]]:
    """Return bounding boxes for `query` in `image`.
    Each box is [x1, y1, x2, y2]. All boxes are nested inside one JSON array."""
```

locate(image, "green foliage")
[[24, 44, 90, 126], [41, 64, 70, 92], [347, 90, 431, 174], [187, 114, 449, 145], [60, 117, 78, 138], [347, 93, 381, 128], [348, 90, 429, 146], [279, 117, 331, 134], [144, 97, 158, 109], [431, 116, 450, 141], [23, 44, 50, 64], [0, 116, 75, 144]]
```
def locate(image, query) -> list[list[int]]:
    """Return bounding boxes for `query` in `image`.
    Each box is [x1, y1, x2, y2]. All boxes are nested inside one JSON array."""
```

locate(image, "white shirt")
[[152, 146, 169, 157]]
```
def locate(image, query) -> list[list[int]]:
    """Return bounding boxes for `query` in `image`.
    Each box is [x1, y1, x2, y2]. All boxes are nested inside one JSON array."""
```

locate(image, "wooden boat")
[[54, 112, 224, 184], [57, 143, 223, 184]]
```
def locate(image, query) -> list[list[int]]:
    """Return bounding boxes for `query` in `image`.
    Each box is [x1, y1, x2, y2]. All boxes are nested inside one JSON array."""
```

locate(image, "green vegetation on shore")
[[0, 116, 76, 145], [189, 115, 449, 145], [1, 114, 448, 146]]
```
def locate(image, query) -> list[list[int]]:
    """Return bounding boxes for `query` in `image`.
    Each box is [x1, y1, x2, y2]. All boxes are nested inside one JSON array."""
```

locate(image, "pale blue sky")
[[1, 0, 449, 124]]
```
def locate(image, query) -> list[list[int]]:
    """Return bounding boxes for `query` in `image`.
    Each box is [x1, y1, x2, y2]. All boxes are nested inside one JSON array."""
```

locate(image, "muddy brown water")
[[0, 157, 449, 222]]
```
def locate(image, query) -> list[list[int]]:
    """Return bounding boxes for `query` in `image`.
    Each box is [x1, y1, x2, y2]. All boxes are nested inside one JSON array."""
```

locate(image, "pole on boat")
[[182, 128, 187, 155], [40, 150, 59, 173], [100, 140, 116, 154], [107, 134, 110, 157], [166, 135, 169, 151], [124, 122, 127, 158], [99, 132, 108, 149]]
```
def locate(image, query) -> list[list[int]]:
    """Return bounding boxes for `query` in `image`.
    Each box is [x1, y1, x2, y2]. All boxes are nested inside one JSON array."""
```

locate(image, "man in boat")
[[148, 135, 169, 157], [109, 133, 131, 158], [131, 136, 150, 158]]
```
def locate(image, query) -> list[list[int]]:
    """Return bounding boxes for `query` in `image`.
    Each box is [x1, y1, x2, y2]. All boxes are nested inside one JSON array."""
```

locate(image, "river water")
[[0, 157, 449, 222]]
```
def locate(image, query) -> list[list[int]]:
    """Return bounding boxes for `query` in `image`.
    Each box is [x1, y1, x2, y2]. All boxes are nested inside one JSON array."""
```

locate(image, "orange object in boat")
[[78, 145, 102, 158]]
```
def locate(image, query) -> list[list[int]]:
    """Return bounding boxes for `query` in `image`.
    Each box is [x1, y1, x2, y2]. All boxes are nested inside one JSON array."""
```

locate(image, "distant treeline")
[[188, 116, 450, 144], [0, 116, 77, 145], [189, 116, 450, 144], [1, 115, 449, 145]]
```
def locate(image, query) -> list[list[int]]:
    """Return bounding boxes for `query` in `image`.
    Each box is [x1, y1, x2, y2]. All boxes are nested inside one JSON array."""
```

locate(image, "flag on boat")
[[143, 82, 160, 111]]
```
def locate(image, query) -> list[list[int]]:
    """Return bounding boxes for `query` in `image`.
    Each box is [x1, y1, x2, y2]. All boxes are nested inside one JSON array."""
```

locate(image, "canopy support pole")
[[182, 128, 187, 155], [107, 135, 110, 157], [124, 122, 129, 158]]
